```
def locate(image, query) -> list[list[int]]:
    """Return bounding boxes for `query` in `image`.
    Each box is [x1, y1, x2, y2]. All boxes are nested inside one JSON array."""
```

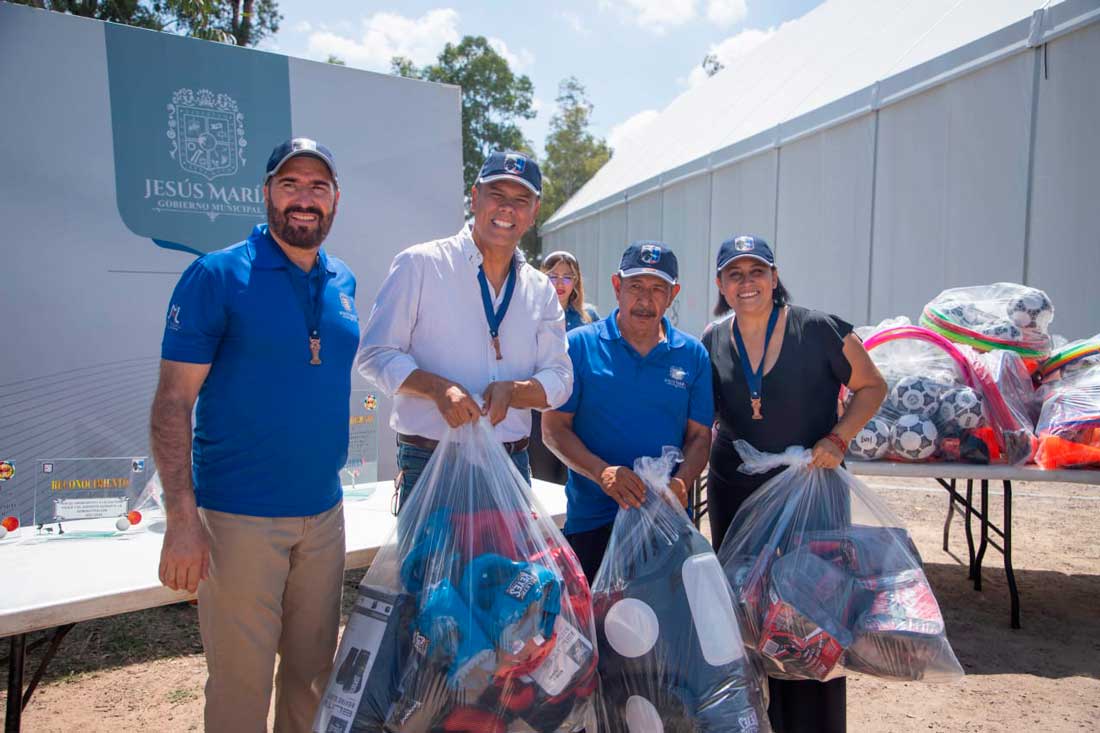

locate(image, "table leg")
[[973, 479, 990, 591], [5, 634, 26, 733], [942, 479, 956, 552], [964, 479, 976, 579], [1003, 480, 1020, 629]]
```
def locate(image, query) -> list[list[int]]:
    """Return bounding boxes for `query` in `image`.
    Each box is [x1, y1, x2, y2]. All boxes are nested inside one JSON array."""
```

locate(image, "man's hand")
[[158, 517, 210, 593], [599, 466, 647, 509], [482, 381, 516, 426], [433, 382, 481, 427], [810, 436, 845, 469], [668, 477, 689, 508]]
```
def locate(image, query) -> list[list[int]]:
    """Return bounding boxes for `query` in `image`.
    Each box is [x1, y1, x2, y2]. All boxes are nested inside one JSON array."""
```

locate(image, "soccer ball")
[[938, 387, 984, 432], [943, 303, 991, 329], [891, 414, 938, 461], [849, 417, 891, 460], [888, 376, 940, 418], [976, 322, 1022, 343], [1006, 291, 1053, 332]]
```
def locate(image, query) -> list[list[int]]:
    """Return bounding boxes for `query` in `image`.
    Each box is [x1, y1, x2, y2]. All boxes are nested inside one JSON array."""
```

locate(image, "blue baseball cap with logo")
[[716, 235, 775, 273], [265, 137, 339, 185], [477, 150, 542, 196], [618, 241, 679, 285]]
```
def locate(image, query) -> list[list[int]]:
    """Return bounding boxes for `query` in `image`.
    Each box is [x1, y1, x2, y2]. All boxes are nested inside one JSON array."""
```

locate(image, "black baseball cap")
[[477, 150, 542, 196], [265, 138, 338, 185], [618, 241, 678, 285], [716, 235, 774, 273]]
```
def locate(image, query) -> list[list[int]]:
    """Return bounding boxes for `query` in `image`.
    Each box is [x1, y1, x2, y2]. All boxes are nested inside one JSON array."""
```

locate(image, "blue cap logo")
[[640, 244, 662, 265], [734, 236, 755, 252], [505, 154, 527, 174]]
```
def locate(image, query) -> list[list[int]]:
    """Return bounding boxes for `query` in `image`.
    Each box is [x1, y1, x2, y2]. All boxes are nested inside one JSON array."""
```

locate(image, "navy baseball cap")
[[618, 241, 678, 285], [477, 150, 542, 196], [716, 235, 774, 272], [265, 138, 338, 185]]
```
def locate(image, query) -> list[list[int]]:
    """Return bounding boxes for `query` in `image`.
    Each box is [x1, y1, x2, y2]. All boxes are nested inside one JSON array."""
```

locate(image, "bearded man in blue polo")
[[542, 241, 714, 581]]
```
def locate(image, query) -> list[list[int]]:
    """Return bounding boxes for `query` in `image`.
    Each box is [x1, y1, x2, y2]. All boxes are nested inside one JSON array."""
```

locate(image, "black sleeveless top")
[[702, 305, 854, 480]]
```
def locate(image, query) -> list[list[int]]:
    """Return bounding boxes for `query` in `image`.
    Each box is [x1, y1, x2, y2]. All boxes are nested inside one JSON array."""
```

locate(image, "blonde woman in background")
[[530, 251, 600, 482]]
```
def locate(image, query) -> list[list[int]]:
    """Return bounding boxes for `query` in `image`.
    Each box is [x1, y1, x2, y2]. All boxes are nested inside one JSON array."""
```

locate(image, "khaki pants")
[[198, 503, 345, 733]]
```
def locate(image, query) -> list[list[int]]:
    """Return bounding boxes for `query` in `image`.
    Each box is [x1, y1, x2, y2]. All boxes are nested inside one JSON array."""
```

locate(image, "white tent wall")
[[1027, 20, 1100, 339], [869, 51, 1033, 324], [596, 206, 628, 316], [541, 1, 1100, 340], [776, 116, 875, 325]]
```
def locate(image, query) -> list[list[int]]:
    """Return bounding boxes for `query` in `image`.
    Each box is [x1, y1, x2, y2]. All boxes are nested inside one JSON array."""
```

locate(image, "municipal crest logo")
[[640, 244, 662, 264], [504, 154, 527, 174], [0, 461, 14, 482], [734, 236, 755, 252], [669, 367, 687, 381], [364, 394, 377, 411], [167, 88, 246, 181]]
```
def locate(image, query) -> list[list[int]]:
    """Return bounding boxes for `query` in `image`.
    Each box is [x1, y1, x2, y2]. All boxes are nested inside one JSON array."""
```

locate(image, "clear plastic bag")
[[1035, 372, 1100, 470], [314, 419, 598, 733], [592, 447, 771, 733], [920, 282, 1054, 361], [1037, 334, 1100, 389], [718, 441, 964, 684]]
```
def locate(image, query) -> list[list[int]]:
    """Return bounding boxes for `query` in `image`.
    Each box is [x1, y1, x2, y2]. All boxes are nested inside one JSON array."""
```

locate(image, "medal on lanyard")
[[732, 305, 780, 420], [287, 260, 328, 366], [477, 258, 517, 361]]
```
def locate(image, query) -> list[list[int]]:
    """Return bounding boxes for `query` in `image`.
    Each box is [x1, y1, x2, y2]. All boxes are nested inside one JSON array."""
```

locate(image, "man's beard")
[[267, 201, 334, 250]]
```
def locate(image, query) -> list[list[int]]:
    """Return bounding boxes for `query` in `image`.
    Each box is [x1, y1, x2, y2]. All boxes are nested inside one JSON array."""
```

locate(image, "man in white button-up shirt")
[[357, 151, 573, 510]]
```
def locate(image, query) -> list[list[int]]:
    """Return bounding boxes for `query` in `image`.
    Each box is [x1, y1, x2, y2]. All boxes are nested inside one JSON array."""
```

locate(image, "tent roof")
[[544, 0, 1080, 230]]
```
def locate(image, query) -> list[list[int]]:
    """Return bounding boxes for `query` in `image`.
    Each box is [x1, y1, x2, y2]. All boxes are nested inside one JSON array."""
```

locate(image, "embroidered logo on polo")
[[665, 365, 688, 390], [338, 292, 358, 322], [640, 244, 662, 264], [167, 304, 182, 330], [734, 236, 755, 252]]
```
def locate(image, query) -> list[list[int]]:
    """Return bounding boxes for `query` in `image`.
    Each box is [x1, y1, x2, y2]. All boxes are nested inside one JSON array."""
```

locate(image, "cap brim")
[[266, 150, 338, 182], [477, 173, 540, 196], [717, 253, 773, 272], [619, 267, 677, 284]]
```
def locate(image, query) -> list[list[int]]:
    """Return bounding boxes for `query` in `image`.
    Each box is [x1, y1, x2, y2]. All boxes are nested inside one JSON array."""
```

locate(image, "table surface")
[[0, 480, 568, 637], [846, 460, 1100, 485]]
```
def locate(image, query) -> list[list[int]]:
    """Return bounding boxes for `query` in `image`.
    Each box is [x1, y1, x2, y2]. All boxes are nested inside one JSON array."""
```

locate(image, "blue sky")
[[260, 0, 824, 157]]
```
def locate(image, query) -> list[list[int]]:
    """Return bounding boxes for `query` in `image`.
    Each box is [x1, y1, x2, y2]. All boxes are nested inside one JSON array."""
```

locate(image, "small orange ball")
[[127, 510, 142, 526], [1, 516, 19, 532]]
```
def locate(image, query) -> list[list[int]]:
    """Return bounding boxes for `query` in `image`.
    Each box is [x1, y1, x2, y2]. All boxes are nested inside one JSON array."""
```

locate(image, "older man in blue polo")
[[542, 241, 714, 580]]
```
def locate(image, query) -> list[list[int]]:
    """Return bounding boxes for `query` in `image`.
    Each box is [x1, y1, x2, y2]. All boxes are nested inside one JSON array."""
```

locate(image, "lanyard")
[[477, 259, 517, 360], [732, 305, 780, 420], [286, 263, 329, 365]]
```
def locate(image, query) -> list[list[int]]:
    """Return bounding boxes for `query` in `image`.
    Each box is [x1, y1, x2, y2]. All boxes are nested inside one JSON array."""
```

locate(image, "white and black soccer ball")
[[891, 414, 939, 461], [888, 376, 940, 418], [943, 303, 991, 329], [849, 417, 891, 460], [938, 387, 984, 431], [977, 322, 1023, 343], [1006, 291, 1053, 332]]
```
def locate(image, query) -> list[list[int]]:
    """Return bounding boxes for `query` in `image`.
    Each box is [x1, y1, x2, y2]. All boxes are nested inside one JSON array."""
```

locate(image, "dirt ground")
[[4, 476, 1100, 732]]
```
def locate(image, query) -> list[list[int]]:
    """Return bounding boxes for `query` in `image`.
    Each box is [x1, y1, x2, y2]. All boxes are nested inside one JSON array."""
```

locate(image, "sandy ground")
[[4, 475, 1099, 732]]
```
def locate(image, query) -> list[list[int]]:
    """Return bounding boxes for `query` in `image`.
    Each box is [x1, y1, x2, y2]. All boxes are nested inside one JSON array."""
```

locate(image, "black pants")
[[564, 523, 613, 584], [528, 410, 568, 484]]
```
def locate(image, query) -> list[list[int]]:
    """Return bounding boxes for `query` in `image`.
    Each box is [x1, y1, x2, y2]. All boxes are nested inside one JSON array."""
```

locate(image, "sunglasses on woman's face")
[[548, 275, 575, 285]]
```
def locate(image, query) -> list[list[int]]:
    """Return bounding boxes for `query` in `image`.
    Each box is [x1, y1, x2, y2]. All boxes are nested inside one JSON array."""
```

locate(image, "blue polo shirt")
[[161, 224, 359, 517], [558, 309, 714, 534]]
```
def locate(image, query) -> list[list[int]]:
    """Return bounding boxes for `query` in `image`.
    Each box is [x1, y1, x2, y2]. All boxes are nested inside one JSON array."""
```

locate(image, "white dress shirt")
[[357, 225, 573, 442]]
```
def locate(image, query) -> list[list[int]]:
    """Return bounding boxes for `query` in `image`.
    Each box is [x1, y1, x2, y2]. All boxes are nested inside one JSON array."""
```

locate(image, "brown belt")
[[398, 433, 530, 454]]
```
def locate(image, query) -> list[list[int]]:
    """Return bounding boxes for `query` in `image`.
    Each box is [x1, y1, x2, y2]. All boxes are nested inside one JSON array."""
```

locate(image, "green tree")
[[326, 54, 345, 66], [392, 36, 535, 195], [11, 0, 281, 46], [538, 76, 611, 229]]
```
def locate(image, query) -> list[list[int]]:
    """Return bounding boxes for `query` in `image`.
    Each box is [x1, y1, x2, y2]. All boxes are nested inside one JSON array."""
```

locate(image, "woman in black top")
[[702, 235, 886, 733]]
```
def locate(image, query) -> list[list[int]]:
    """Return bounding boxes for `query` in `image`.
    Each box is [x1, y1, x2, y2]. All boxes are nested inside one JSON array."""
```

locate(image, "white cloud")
[[306, 9, 460, 71], [293, 20, 312, 33], [608, 109, 660, 152], [601, 0, 696, 33], [686, 26, 777, 88], [560, 11, 590, 35], [705, 0, 747, 26], [531, 97, 546, 115], [488, 37, 535, 71]]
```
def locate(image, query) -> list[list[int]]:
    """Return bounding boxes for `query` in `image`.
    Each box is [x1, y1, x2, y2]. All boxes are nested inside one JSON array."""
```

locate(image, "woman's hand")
[[811, 434, 845, 469]]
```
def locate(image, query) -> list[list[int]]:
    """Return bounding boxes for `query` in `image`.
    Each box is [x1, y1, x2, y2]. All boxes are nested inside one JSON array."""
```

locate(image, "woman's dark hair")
[[713, 271, 791, 316]]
